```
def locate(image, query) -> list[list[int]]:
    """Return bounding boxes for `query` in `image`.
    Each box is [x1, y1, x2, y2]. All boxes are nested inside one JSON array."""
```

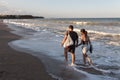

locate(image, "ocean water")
[[4, 18, 120, 80]]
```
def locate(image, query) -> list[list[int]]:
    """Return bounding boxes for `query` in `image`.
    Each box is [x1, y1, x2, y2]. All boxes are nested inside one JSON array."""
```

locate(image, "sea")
[[4, 18, 120, 80]]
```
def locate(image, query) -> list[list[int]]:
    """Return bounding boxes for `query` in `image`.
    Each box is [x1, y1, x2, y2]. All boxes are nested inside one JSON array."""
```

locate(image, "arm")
[[88, 36, 93, 53], [88, 36, 92, 45], [77, 36, 83, 47], [75, 35, 79, 47], [76, 38, 78, 46], [61, 34, 67, 46], [61, 31, 68, 46], [78, 39, 83, 46]]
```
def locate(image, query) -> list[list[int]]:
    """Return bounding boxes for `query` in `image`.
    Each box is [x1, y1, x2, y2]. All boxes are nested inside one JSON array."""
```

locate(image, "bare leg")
[[82, 47, 92, 65], [83, 54, 86, 65], [83, 53, 87, 65], [71, 53, 75, 64], [86, 56, 93, 65], [64, 48, 68, 61]]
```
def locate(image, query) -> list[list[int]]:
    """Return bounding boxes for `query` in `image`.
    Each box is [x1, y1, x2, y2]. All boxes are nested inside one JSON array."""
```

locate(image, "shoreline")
[[0, 20, 54, 80]]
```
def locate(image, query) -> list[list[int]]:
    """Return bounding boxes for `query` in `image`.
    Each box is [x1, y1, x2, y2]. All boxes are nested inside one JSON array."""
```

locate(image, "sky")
[[0, 0, 120, 18]]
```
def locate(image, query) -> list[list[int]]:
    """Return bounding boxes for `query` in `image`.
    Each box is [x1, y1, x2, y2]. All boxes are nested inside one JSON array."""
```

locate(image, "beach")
[[3, 19, 120, 80], [0, 20, 54, 80]]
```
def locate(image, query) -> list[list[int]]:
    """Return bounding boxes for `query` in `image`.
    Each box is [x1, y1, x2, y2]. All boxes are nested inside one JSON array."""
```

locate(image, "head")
[[68, 25, 73, 31], [80, 29, 87, 35]]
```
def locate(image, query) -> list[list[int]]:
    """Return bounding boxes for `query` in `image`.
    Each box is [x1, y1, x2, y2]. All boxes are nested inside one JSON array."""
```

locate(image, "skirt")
[[82, 44, 90, 53]]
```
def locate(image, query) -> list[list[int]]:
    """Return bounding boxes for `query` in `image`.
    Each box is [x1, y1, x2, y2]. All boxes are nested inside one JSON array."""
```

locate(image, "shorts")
[[64, 45, 75, 53]]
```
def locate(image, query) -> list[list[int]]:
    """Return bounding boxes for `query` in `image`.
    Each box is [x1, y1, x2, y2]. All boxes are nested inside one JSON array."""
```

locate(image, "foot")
[[70, 63, 77, 66]]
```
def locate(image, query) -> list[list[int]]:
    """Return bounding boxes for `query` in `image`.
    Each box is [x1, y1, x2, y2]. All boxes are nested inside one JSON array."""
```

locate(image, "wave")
[[69, 65, 119, 80], [4, 20, 42, 31], [88, 30, 120, 37], [4, 19, 120, 37], [106, 41, 120, 46], [73, 21, 120, 26], [74, 28, 120, 37], [73, 21, 88, 25], [4, 20, 34, 26]]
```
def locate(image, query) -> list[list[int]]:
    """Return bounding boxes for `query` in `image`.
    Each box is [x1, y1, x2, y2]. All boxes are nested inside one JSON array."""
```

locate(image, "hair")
[[69, 25, 73, 30], [80, 29, 86, 33], [81, 29, 87, 36]]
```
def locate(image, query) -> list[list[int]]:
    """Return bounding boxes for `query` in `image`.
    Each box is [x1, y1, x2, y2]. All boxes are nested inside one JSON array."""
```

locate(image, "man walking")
[[61, 25, 78, 65]]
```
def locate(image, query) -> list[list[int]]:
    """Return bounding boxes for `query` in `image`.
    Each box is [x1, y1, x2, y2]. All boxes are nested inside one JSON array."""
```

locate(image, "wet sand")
[[0, 20, 54, 80]]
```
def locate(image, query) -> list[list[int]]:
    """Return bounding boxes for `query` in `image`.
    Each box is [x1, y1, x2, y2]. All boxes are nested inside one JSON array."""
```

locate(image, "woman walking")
[[79, 29, 93, 65]]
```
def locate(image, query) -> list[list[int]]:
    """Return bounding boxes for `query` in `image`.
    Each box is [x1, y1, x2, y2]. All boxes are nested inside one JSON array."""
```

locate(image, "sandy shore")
[[0, 20, 54, 80]]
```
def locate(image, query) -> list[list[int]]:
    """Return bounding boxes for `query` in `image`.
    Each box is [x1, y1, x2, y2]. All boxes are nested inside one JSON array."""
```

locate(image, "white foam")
[[4, 19, 40, 31], [49, 73, 63, 80], [87, 30, 120, 36], [74, 21, 120, 26], [72, 66, 118, 80], [73, 21, 88, 25], [107, 41, 120, 46], [74, 28, 120, 37]]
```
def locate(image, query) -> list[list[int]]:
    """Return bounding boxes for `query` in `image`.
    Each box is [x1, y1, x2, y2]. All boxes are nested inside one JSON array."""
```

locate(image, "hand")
[[77, 43, 81, 47], [76, 44, 80, 47], [75, 45, 78, 47], [90, 44, 92, 46]]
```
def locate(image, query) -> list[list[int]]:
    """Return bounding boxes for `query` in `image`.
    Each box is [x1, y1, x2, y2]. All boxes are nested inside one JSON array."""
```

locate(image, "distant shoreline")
[[0, 15, 44, 19]]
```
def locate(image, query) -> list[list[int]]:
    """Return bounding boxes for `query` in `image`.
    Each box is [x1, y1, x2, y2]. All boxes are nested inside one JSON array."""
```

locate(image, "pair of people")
[[61, 25, 92, 66]]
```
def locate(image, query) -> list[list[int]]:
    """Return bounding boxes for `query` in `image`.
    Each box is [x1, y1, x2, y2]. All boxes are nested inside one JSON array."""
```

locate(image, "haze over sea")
[[4, 18, 120, 80]]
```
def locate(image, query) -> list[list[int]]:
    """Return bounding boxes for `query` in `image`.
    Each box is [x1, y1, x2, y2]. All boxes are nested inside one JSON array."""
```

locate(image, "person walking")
[[61, 25, 78, 65], [79, 29, 93, 65]]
